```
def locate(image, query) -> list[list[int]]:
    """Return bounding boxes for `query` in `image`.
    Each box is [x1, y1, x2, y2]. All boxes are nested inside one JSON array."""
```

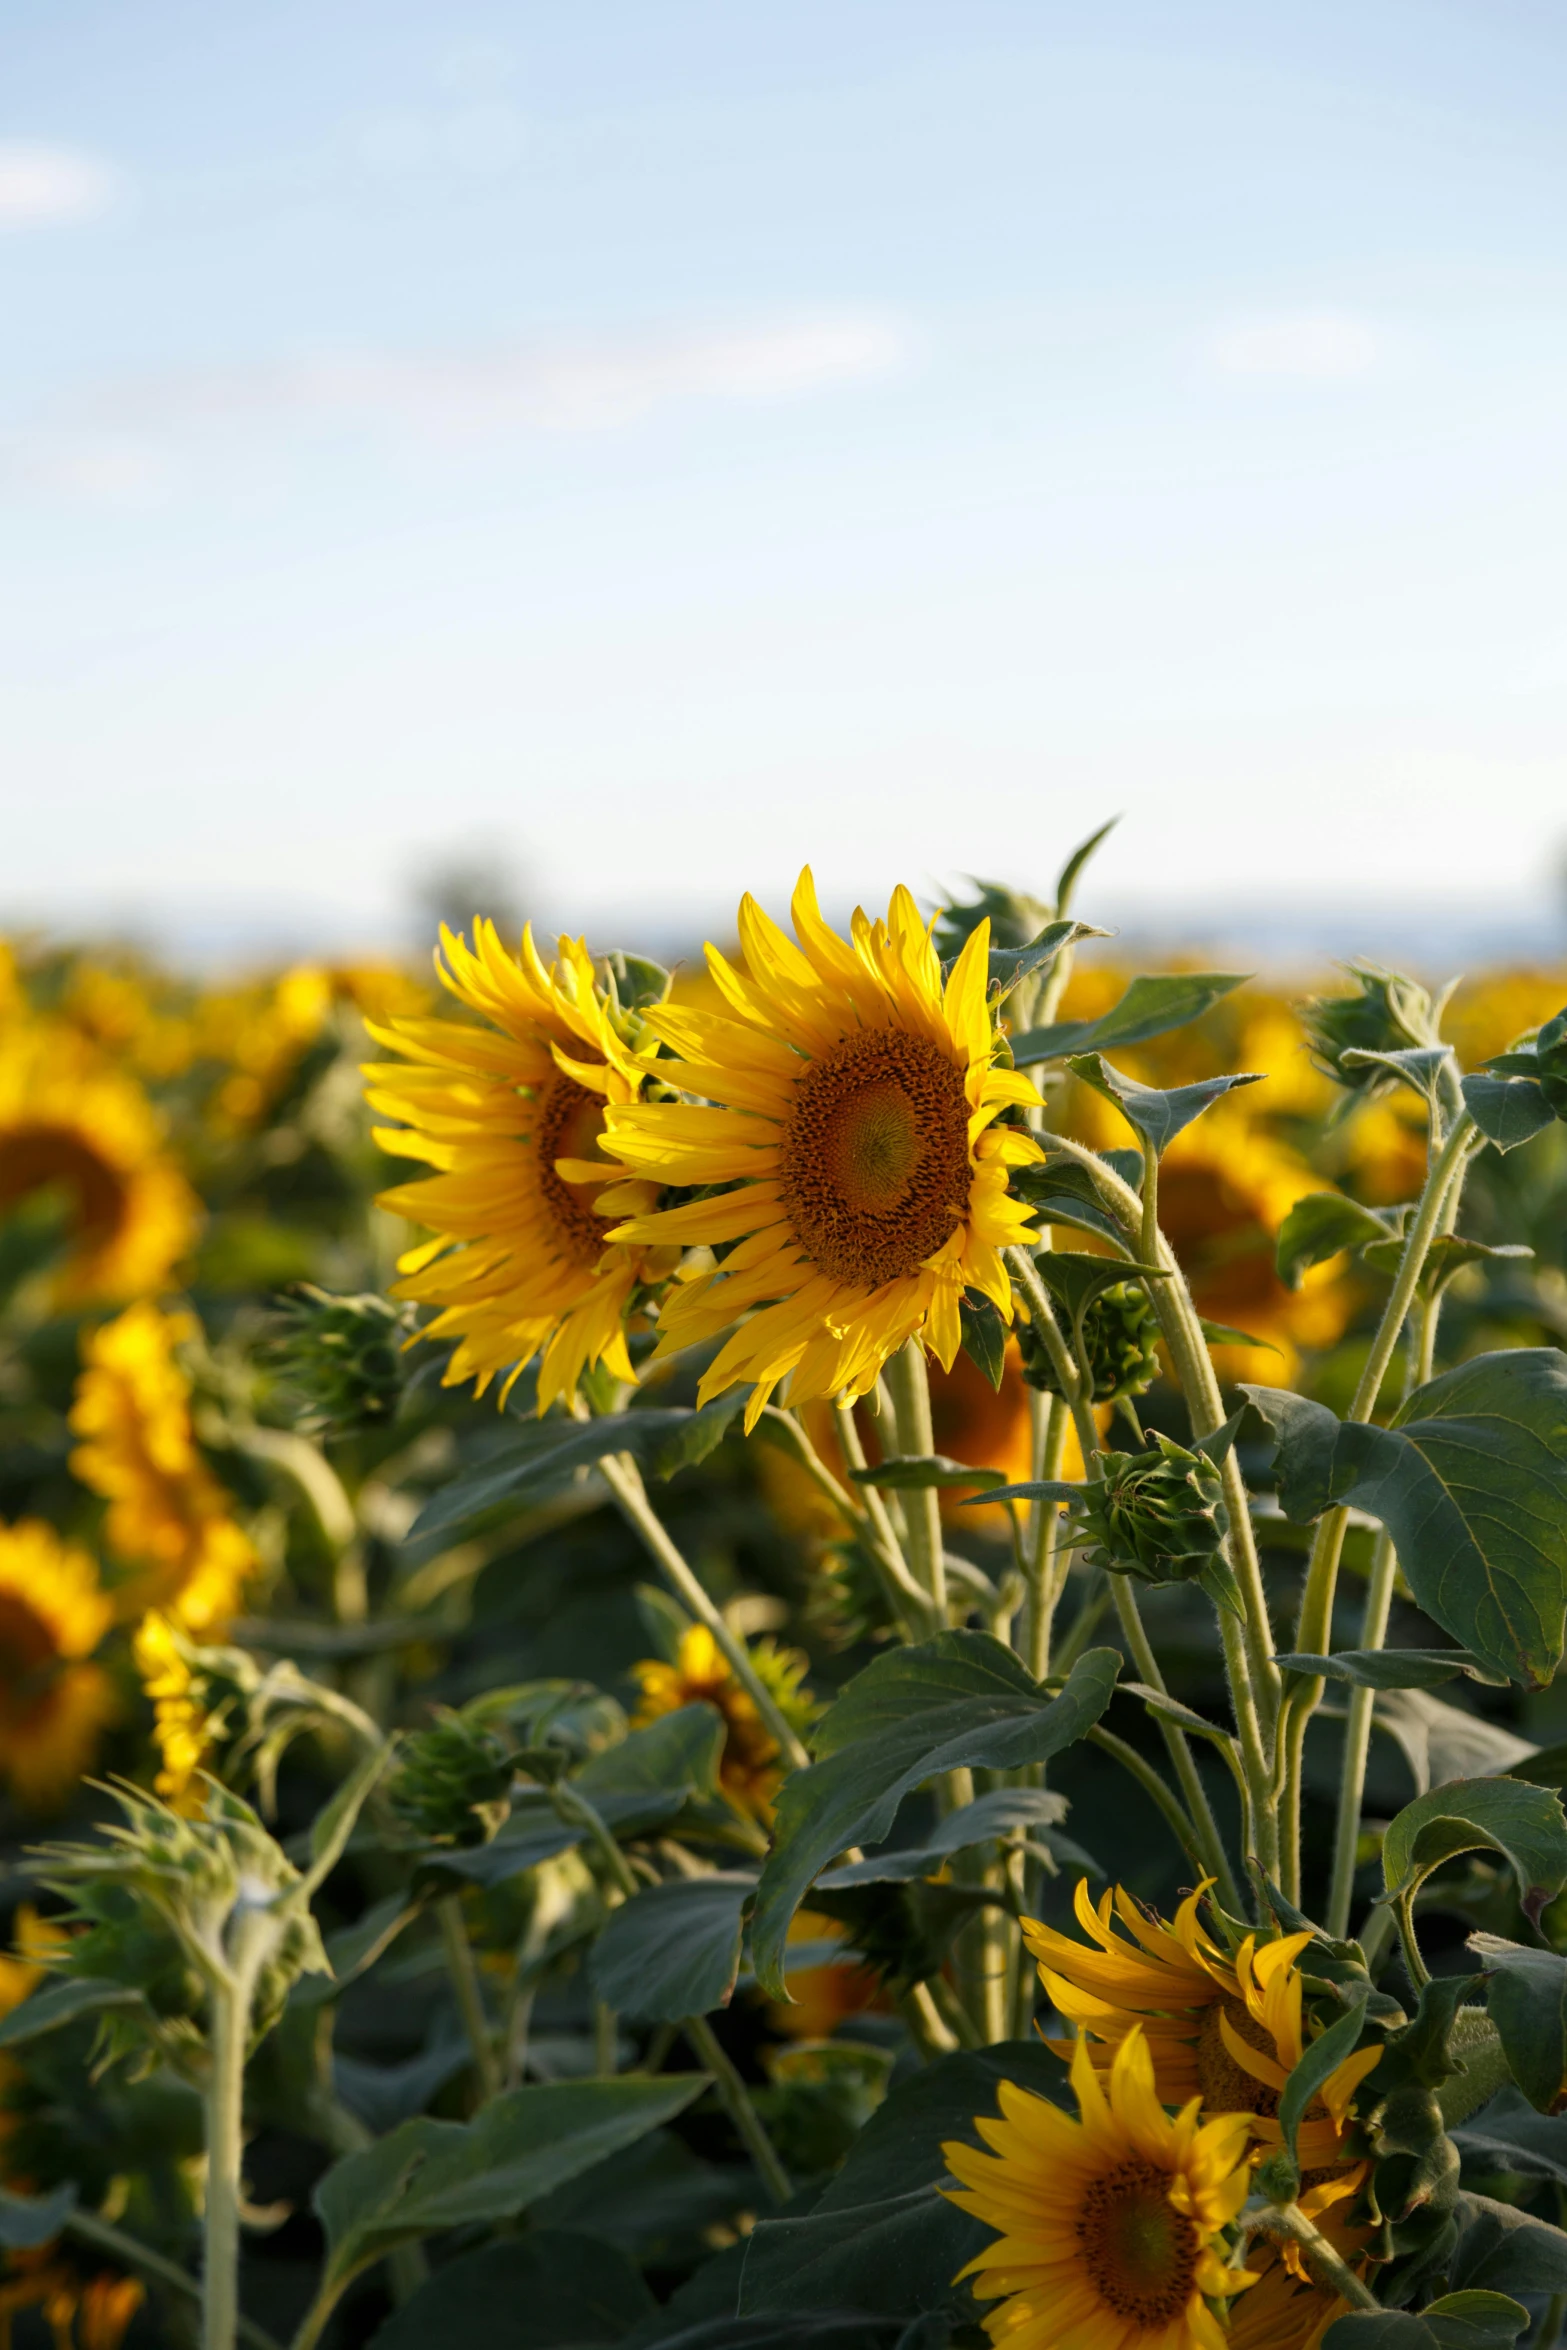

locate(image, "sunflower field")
[[9, 830, 1567, 2350]]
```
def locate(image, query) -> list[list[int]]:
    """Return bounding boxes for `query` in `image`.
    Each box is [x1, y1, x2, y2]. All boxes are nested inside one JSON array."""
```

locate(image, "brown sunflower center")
[[0, 1593, 62, 1730], [777, 1029, 972, 1289], [1196, 1993, 1279, 2117], [1076, 2156, 1200, 2326], [0, 1125, 127, 1252], [533, 1075, 614, 1270]]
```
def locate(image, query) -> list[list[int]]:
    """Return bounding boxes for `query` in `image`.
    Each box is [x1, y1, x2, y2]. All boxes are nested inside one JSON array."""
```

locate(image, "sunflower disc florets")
[[1299, 962, 1444, 1093], [1072, 1434, 1228, 1589], [1018, 1280, 1161, 1404]]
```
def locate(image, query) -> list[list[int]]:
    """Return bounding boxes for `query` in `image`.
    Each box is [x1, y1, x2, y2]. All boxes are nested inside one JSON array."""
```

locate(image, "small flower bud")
[[1070, 1435, 1229, 1589], [1299, 963, 1444, 1094], [388, 1711, 516, 1848], [1252, 2149, 1300, 2205], [1018, 1281, 1160, 1405], [270, 1286, 412, 1438], [932, 880, 1056, 959]]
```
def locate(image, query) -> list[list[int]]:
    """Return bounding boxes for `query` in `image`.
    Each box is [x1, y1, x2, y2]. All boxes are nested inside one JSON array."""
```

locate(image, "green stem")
[[64, 2209, 282, 2350], [1249, 2203, 1380, 2311], [204, 1976, 247, 2350], [596, 1449, 810, 1768], [883, 1340, 948, 1616], [1280, 1111, 1475, 1903], [821, 1399, 937, 1636], [1085, 1724, 1214, 1879], [1024, 1393, 1069, 1680], [439, 1895, 500, 2105], [1324, 1529, 1398, 1939], [683, 2013, 792, 2206], [1392, 1887, 1431, 1990]]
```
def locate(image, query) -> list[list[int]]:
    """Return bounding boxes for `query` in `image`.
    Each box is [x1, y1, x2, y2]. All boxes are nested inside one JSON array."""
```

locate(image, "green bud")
[[1018, 1281, 1160, 1405], [1251, 2148, 1300, 2205], [388, 1710, 516, 1848], [1532, 1007, 1567, 1117], [932, 880, 1056, 959], [270, 1285, 412, 1437], [1299, 963, 1444, 1094], [1070, 1434, 1229, 1589]]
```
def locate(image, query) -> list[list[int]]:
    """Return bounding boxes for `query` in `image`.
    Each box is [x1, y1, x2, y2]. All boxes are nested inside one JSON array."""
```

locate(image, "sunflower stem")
[[595, 1449, 811, 1770], [1085, 1725, 1215, 1878], [1246, 2203, 1380, 2311], [203, 1919, 271, 2350], [819, 1399, 939, 1637], [438, 1895, 500, 2106], [682, 2013, 792, 2206], [63, 2209, 282, 2350], [1325, 1529, 1398, 1941], [883, 1340, 948, 1617], [1023, 1392, 1070, 1680], [1280, 1110, 1475, 1905]]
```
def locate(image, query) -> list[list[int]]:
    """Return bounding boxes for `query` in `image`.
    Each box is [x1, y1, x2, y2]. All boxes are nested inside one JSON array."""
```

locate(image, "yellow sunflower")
[[133, 1611, 213, 1809], [68, 1303, 254, 1633], [0, 1014, 197, 1305], [601, 871, 1044, 1429], [366, 923, 673, 1411], [630, 1623, 814, 1819], [943, 2026, 1256, 2350], [0, 1523, 114, 1809], [1025, 1880, 1379, 2172]]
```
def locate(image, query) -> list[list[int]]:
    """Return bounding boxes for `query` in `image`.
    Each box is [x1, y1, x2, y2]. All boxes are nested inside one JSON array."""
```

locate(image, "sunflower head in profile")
[[68, 1303, 255, 1635], [943, 2026, 1256, 2350], [366, 923, 677, 1412], [1024, 1879, 1379, 2173], [0, 1015, 197, 1306], [601, 871, 1044, 1427], [630, 1623, 815, 1819], [0, 1522, 114, 1811]]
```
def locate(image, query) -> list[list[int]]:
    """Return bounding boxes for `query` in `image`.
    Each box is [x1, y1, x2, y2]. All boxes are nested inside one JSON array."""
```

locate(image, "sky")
[[5, 0, 1567, 963]]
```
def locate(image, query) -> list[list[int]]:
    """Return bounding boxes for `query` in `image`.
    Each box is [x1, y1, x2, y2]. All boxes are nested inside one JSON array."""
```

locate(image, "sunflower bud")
[[388, 1710, 516, 1848], [270, 1286, 411, 1437], [1070, 1435, 1228, 1589], [1018, 1281, 1160, 1405], [1299, 963, 1443, 1093], [932, 880, 1055, 959], [1531, 1007, 1567, 1117]]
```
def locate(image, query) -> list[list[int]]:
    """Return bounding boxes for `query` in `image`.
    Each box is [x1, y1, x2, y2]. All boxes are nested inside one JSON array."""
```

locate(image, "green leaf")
[[1054, 815, 1119, 911], [1462, 1074, 1556, 1153], [1467, 1935, 1567, 2112], [407, 1410, 695, 1547], [0, 1977, 145, 2048], [816, 1789, 1072, 1888], [315, 2077, 707, 2302], [1275, 1192, 1395, 1289], [979, 920, 1108, 1002], [1341, 1044, 1455, 1106], [1381, 1777, 1567, 1923], [1360, 1236, 1534, 1293], [365, 2228, 656, 2348], [1278, 1994, 1374, 2165], [958, 1290, 1007, 1391], [1452, 2085, 1567, 2183], [1065, 1054, 1265, 1156], [738, 2042, 1067, 2322], [1325, 2304, 1529, 2350], [1449, 2193, 1567, 2294], [301, 1734, 393, 1898], [1371, 1691, 1537, 1798], [0, 2183, 77, 2248], [1274, 1651, 1507, 1691], [750, 1639, 1120, 1999], [655, 1390, 751, 1479], [1244, 1351, 1567, 1687], [590, 1874, 755, 2022], [848, 1457, 1007, 1492], [1007, 1175, 1129, 1248], [1198, 1318, 1279, 1353], [1031, 1250, 1167, 1322], [1011, 971, 1250, 1066]]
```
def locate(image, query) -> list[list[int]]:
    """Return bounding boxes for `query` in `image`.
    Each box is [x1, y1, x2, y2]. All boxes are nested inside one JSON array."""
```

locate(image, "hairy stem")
[[596, 1449, 810, 1769], [1023, 1393, 1069, 1680], [1248, 2203, 1379, 2311], [439, 1895, 500, 2106], [64, 2209, 282, 2350], [883, 1340, 948, 1616], [683, 2013, 792, 2205], [1324, 1529, 1398, 1940], [203, 1978, 247, 2350]]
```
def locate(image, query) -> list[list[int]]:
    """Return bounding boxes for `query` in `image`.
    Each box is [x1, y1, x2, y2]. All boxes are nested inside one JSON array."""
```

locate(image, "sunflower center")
[[0, 1594, 61, 1729], [1076, 2156, 1200, 2327], [0, 1125, 127, 1251], [533, 1075, 613, 1269], [777, 1029, 972, 1290], [1196, 1994, 1279, 2117]]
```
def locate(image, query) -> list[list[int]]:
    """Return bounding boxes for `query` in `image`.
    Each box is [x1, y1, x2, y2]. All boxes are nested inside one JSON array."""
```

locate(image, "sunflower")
[[943, 2026, 1256, 2350], [0, 1523, 114, 1810], [601, 872, 1044, 1429], [1225, 2185, 1373, 2350], [68, 1303, 255, 1633], [133, 1612, 213, 1809], [1025, 1881, 1379, 2171], [0, 1014, 197, 1305], [630, 1623, 815, 1818], [365, 923, 673, 1411]]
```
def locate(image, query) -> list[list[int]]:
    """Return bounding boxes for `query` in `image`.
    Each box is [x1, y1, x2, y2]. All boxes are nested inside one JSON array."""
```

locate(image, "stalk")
[[203, 1978, 247, 2350], [1279, 1112, 1475, 1902], [64, 2209, 282, 2350], [823, 1399, 938, 1636], [1023, 1393, 1069, 1679], [438, 1895, 501, 2105], [1247, 2204, 1380, 2312], [596, 1449, 810, 1770], [882, 1340, 947, 1616]]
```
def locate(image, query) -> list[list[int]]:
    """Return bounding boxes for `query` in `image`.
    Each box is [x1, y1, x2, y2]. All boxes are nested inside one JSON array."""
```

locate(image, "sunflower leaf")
[[590, 1873, 755, 2022], [1462, 1074, 1556, 1153], [364, 2231, 657, 2350], [975, 921, 1109, 1002], [405, 1410, 696, 1548], [849, 1457, 1008, 1492], [1467, 1937, 1567, 2115], [1010, 971, 1250, 1066], [1449, 2194, 1567, 2296], [1278, 1990, 1376, 2167], [1275, 1191, 1397, 1289], [958, 1290, 1007, 1390], [1273, 1651, 1507, 1691], [1451, 2086, 1567, 2184], [1064, 1055, 1265, 1157], [1380, 1778, 1567, 1923], [750, 1638, 1119, 2001]]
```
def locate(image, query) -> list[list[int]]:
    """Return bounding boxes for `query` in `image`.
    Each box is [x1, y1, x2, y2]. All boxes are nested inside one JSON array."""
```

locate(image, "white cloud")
[[1211, 310, 1382, 378], [103, 314, 910, 439], [0, 143, 116, 227]]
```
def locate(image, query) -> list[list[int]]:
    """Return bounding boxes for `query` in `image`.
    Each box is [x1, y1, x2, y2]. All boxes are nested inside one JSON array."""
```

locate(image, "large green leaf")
[[1325, 2296, 1528, 2350], [817, 1788, 1078, 1888], [590, 1875, 755, 2022], [0, 1977, 144, 2048], [1461, 1074, 1555, 1153], [1275, 1191, 1395, 1289], [1010, 971, 1249, 1066], [367, 2229, 656, 2348], [1449, 2193, 1567, 2294], [1467, 1936, 1567, 2113], [1381, 1777, 1567, 1924], [1275, 1650, 1506, 1691], [977, 919, 1105, 1001], [1064, 1054, 1264, 1156], [1245, 1351, 1567, 1687], [1371, 1693, 1536, 1799], [407, 1410, 695, 1546], [849, 1457, 1006, 1491], [1452, 2086, 1567, 2182], [738, 2043, 1066, 2323], [315, 2077, 706, 2302], [750, 1639, 1118, 1999]]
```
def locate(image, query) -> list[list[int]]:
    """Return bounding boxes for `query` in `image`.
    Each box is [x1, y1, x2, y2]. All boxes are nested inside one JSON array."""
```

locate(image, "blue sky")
[[5, 1, 1567, 958]]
